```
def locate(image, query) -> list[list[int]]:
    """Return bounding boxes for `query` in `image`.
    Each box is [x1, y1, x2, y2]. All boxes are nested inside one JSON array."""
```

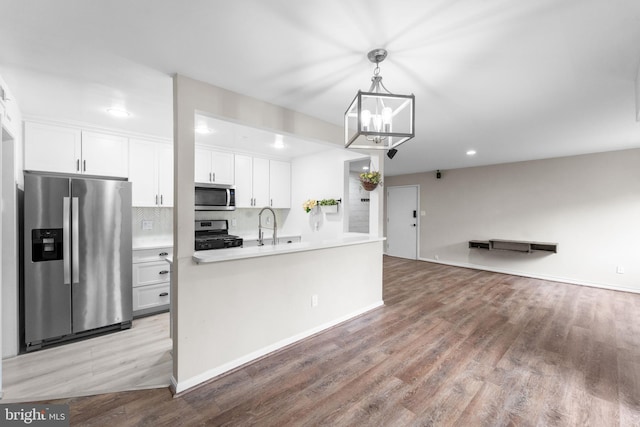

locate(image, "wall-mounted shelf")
[[469, 239, 557, 253]]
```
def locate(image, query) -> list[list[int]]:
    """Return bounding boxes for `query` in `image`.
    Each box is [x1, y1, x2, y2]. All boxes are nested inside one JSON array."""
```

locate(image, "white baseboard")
[[418, 257, 640, 295], [173, 301, 385, 394]]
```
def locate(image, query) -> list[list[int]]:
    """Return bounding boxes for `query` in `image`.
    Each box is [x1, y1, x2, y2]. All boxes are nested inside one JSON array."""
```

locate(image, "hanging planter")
[[319, 199, 339, 214], [360, 181, 378, 191], [360, 171, 382, 192]]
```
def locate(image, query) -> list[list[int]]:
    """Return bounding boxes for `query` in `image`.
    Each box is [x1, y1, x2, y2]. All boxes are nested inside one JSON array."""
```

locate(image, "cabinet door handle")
[[83, 160, 86, 172], [209, 172, 212, 182], [270, 198, 273, 207], [160, 194, 164, 205], [159, 252, 168, 256], [212, 172, 216, 182], [76, 159, 80, 172], [159, 292, 169, 297], [155, 194, 158, 205], [159, 270, 169, 275]]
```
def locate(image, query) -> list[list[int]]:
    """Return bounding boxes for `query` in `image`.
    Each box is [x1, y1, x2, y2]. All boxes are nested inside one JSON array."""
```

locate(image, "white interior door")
[[386, 185, 418, 259]]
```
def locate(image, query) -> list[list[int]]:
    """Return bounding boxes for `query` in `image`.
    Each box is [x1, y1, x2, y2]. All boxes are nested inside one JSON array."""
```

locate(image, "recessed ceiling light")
[[274, 134, 284, 149], [106, 108, 130, 118], [466, 150, 477, 156]]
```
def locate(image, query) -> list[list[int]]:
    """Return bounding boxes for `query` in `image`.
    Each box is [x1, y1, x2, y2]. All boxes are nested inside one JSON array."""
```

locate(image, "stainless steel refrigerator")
[[23, 171, 133, 351]]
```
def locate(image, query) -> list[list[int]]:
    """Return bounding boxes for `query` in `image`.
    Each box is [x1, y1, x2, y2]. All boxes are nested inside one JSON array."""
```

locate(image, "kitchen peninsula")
[[176, 235, 384, 392], [171, 74, 386, 394]]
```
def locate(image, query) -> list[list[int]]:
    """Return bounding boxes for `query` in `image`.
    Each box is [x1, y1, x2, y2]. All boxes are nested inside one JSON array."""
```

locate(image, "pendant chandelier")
[[345, 48, 415, 150]]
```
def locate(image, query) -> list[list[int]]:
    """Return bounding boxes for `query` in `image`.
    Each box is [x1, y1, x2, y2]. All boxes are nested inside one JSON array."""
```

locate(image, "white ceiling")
[[1, 0, 639, 176]]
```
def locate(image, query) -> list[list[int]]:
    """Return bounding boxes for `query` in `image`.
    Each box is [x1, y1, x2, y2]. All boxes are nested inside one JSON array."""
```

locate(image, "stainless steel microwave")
[[195, 183, 236, 211]]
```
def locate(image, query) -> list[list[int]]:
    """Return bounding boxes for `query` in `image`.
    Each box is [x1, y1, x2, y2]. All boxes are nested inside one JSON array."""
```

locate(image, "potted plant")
[[319, 198, 339, 214], [360, 170, 382, 191]]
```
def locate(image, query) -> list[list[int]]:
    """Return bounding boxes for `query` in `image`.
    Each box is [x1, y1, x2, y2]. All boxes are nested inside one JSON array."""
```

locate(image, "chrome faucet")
[[258, 207, 278, 246]]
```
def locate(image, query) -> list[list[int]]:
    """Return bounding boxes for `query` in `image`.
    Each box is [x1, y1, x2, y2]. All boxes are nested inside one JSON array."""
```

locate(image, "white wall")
[[385, 149, 640, 292], [288, 149, 365, 242], [636, 60, 640, 121], [1, 75, 23, 360]]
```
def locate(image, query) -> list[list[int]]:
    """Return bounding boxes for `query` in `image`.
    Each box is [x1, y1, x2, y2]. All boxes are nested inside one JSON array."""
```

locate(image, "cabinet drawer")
[[133, 261, 170, 287], [132, 247, 172, 263], [133, 283, 170, 312]]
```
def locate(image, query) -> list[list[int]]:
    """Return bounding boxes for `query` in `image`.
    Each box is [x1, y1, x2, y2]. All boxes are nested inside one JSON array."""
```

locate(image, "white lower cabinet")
[[132, 247, 172, 317], [133, 282, 170, 313]]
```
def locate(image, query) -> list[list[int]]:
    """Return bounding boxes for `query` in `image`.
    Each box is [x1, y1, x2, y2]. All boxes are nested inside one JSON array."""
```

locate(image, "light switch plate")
[[142, 220, 153, 230]]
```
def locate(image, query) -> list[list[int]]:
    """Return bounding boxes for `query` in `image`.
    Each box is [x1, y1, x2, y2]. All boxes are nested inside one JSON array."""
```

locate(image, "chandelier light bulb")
[[372, 114, 383, 132], [361, 110, 372, 131]]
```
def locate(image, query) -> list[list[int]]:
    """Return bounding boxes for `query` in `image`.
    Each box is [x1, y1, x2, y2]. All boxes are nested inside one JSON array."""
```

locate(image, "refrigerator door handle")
[[63, 197, 71, 285], [72, 197, 80, 284]]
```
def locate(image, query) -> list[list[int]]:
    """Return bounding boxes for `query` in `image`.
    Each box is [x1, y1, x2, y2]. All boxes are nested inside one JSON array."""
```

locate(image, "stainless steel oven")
[[195, 183, 236, 211]]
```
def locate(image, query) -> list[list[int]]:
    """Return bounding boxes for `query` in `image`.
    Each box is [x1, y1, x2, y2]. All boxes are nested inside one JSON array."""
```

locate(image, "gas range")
[[194, 220, 243, 251]]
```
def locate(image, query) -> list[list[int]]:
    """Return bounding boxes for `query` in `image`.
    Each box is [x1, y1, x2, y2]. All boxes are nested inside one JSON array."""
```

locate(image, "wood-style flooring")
[[46, 257, 640, 426], [3, 312, 171, 403]]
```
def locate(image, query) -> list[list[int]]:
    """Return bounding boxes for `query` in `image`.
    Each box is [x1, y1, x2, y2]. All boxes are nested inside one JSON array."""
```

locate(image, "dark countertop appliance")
[[195, 220, 243, 251]]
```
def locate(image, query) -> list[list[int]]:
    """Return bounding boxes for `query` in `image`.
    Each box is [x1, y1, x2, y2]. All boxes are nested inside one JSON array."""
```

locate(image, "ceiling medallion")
[[344, 48, 415, 151]]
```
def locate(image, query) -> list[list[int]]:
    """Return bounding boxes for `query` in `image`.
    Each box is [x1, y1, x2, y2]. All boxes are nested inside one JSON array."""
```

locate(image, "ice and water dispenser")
[[31, 229, 63, 262]]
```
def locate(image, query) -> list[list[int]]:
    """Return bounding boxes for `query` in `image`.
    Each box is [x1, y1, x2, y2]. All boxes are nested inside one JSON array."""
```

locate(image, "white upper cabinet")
[[194, 146, 234, 185], [234, 154, 254, 207], [129, 139, 173, 207], [234, 155, 269, 208], [81, 131, 128, 177], [252, 157, 270, 207], [24, 122, 81, 174], [269, 160, 291, 208], [157, 144, 174, 207], [24, 122, 129, 178], [234, 155, 290, 208]]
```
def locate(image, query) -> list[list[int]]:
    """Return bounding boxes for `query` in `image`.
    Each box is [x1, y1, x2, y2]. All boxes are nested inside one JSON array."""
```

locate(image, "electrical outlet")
[[311, 294, 318, 307], [142, 220, 153, 230], [616, 265, 625, 274], [231, 218, 237, 227]]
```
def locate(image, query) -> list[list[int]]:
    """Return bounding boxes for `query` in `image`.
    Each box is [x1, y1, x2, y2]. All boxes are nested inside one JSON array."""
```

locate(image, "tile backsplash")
[[195, 208, 290, 237], [132, 207, 292, 247], [132, 207, 173, 246]]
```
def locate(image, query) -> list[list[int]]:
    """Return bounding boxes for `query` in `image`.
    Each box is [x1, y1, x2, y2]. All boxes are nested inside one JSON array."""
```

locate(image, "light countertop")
[[132, 240, 173, 250], [193, 234, 385, 264], [238, 232, 301, 242]]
